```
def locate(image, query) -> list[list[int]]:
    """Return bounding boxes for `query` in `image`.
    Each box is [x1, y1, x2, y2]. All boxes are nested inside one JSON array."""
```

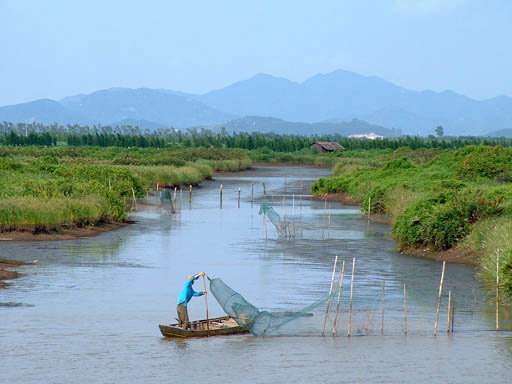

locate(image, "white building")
[[348, 132, 384, 140]]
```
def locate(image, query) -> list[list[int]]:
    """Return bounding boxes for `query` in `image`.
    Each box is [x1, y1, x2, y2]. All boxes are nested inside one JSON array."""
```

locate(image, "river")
[[1, 165, 511, 383]]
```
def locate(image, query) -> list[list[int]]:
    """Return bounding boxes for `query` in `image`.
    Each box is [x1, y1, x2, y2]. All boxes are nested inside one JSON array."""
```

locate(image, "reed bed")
[[0, 196, 108, 231]]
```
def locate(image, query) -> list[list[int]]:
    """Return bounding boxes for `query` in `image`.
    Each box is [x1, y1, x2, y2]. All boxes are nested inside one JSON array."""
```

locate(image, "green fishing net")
[[160, 189, 173, 203], [259, 202, 291, 237], [209, 277, 330, 336]]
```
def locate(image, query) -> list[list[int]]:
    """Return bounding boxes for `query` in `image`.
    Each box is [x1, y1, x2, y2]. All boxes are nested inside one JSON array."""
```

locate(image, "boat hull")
[[159, 316, 249, 338]]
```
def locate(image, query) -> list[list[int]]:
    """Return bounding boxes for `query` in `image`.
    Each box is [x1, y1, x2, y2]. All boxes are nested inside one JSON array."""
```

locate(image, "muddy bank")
[[399, 246, 479, 267], [312, 191, 359, 206], [0, 221, 131, 242], [0, 259, 29, 289]]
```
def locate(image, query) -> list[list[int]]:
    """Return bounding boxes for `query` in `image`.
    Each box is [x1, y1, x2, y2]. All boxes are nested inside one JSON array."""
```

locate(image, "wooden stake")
[[131, 188, 137, 210], [156, 182, 159, 191], [434, 261, 446, 336], [263, 182, 266, 197], [251, 181, 254, 202], [332, 260, 346, 336], [403, 283, 407, 335], [238, 187, 241, 208], [189, 185, 192, 201], [347, 257, 356, 337], [381, 280, 385, 334], [447, 289, 451, 333], [180, 188, 183, 210], [365, 310, 371, 334], [220, 184, 223, 209], [496, 249, 500, 330], [368, 197, 371, 219], [173, 187, 177, 200], [322, 255, 338, 336], [202, 275, 209, 337]]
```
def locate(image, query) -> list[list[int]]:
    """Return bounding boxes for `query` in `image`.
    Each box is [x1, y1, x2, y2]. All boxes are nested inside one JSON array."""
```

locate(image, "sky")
[[1, 0, 511, 106]]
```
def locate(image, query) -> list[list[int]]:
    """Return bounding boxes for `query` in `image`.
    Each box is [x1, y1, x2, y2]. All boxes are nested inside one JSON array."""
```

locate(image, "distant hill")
[[2, 69, 512, 136], [486, 128, 512, 138], [214, 116, 399, 137], [0, 99, 92, 125], [198, 70, 512, 136], [59, 88, 233, 128]]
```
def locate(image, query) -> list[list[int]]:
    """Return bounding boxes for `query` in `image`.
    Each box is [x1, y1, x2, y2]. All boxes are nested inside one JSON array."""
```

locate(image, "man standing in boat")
[[177, 272, 207, 329]]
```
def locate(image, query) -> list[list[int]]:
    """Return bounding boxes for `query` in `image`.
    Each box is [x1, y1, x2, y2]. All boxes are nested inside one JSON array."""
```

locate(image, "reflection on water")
[[1, 165, 511, 383]]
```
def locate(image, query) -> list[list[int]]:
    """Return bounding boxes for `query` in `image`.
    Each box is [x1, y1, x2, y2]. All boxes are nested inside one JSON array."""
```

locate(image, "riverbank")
[[0, 221, 131, 242], [312, 146, 512, 301]]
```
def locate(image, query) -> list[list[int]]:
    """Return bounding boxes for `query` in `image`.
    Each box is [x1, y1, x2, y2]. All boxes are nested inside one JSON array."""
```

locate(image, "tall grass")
[[465, 218, 512, 301], [0, 196, 108, 231]]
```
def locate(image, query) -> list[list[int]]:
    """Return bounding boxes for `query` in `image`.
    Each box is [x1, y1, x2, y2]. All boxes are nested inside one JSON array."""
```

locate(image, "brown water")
[[1, 165, 511, 383]]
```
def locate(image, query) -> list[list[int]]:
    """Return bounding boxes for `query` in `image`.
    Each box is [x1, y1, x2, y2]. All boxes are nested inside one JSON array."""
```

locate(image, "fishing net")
[[160, 189, 173, 203], [209, 278, 331, 336], [259, 202, 291, 237]]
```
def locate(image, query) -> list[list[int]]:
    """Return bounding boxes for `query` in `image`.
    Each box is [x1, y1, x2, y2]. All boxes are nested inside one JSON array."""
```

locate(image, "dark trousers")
[[177, 303, 189, 329]]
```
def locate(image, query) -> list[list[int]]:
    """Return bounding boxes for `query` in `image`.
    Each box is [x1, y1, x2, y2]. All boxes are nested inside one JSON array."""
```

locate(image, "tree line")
[[1, 121, 512, 152]]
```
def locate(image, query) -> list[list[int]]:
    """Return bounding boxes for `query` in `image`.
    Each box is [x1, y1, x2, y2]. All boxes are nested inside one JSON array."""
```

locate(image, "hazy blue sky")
[[1, 0, 511, 105]]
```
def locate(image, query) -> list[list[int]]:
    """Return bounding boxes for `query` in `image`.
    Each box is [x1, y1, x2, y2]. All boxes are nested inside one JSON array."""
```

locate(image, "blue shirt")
[[177, 276, 204, 307]]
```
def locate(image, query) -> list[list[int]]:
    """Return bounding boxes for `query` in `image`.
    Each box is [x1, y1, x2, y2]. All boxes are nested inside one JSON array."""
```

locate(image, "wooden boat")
[[159, 316, 250, 338]]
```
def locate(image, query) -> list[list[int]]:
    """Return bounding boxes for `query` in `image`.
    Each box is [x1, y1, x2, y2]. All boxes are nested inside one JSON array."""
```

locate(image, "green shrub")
[[393, 190, 504, 250]]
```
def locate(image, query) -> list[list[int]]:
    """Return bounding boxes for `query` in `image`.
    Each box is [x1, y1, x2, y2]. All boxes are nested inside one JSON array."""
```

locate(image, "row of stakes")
[[321, 257, 453, 337], [322, 255, 504, 336]]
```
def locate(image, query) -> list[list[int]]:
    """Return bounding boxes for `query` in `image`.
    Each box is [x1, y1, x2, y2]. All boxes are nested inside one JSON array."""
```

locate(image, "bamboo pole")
[[368, 197, 371, 219], [347, 257, 356, 337], [131, 188, 137, 210], [170, 194, 176, 214], [202, 275, 209, 337], [156, 182, 159, 191], [263, 182, 266, 197], [180, 188, 183, 210], [220, 184, 223, 209], [381, 280, 385, 334], [189, 185, 192, 201], [496, 248, 500, 330], [238, 187, 241, 208], [447, 290, 451, 333], [365, 310, 371, 334], [403, 283, 407, 335], [251, 181, 254, 203], [434, 261, 446, 336], [332, 260, 346, 336], [321, 255, 338, 336], [173, 187, 177, 200]]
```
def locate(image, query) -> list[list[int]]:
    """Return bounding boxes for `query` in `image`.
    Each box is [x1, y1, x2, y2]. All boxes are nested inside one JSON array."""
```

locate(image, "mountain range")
[[1, 69, 511, 136]]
